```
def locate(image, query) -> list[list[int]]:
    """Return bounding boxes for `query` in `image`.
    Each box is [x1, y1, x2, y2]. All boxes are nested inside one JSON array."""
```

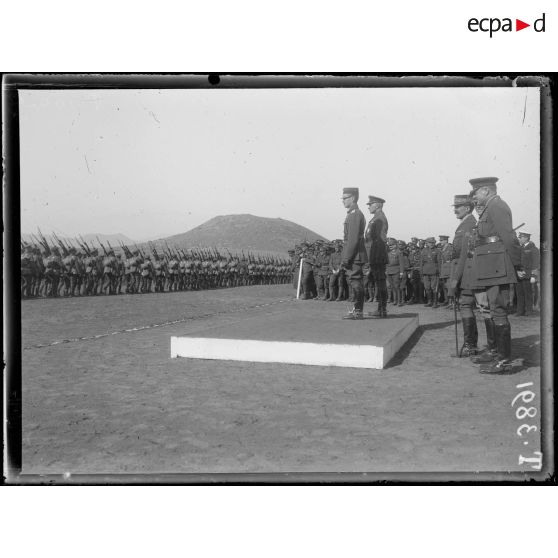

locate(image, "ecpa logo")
[[468, 13, 546, 37]]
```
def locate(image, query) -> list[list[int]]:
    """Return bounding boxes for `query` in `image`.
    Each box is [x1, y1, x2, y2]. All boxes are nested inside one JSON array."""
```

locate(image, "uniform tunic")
[[450, 213, 477, 292], [470, 194, 520, 288]]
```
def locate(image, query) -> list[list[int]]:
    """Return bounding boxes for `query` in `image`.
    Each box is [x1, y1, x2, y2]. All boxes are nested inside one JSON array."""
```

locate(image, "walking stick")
[[453, 297, 460, 357], [296, 258, 304, 299]]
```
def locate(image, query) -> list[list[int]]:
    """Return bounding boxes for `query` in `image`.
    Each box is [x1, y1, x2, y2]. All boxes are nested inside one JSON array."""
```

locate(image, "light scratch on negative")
[[84, 154, 92, 174]]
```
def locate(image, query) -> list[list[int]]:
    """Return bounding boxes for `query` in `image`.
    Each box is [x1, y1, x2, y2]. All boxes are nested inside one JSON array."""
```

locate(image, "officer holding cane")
[[447, 194, 479, 356]]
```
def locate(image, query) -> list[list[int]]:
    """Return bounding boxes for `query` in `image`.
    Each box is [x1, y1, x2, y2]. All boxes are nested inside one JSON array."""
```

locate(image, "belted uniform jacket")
[[364, 210, 388, 266], [450, 212, 477, 290], [341, 205, 368, 266], [471, 194, 520, 287]]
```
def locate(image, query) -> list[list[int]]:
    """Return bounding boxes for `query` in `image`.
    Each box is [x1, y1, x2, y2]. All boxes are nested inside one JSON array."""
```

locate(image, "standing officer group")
[[449, 176, 525, 374]]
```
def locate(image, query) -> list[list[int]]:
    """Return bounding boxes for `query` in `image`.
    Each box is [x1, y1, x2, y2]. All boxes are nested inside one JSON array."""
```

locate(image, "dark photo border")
[[2, 73, 555, 485]]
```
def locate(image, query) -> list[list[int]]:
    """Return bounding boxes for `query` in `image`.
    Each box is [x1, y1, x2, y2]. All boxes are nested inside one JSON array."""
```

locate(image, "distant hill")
[[150, 214, 328, 256]]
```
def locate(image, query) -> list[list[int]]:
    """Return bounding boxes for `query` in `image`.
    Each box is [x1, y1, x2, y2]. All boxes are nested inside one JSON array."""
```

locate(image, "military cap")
[[388, 238, 397, 246], [469, 177, 499, 191], [411, 237, 418, 243], [452, 194, 473, 206], [518, 231, 531, 238], [439, 235, 449, 241], [366, 195, 385, 205], [425, 237, 436, 243], [342, 187, 359, 201]]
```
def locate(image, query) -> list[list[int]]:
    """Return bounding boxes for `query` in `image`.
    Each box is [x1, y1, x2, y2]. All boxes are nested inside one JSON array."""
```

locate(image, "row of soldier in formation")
[[20, 235, 292, 298], [325, 178, 541, 374], [288, 233, 541, 314]]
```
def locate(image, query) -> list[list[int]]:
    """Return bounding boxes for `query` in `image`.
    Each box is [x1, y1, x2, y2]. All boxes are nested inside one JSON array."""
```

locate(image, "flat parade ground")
[[21, 284, 542, 477]]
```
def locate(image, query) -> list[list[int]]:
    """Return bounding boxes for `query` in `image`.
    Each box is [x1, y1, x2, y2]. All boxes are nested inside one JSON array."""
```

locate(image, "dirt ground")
[[19, 285, 545, 479]]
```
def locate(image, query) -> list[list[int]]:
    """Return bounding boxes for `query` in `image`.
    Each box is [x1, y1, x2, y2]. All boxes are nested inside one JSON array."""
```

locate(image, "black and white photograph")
[[4, 74, 553, 482]]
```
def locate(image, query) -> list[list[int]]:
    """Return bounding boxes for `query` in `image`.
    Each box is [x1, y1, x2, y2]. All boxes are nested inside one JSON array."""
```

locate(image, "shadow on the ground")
[[387, 325, 541, 374], [386, 319, 455, 368]]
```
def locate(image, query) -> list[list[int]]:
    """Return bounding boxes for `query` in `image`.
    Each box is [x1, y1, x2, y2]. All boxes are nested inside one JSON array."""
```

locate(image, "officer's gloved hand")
[[530, 277, 536, 284]]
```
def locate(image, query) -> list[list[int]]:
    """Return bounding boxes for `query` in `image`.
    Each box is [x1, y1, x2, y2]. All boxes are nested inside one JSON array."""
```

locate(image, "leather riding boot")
[[425, 290, 433, 307], [369, 299, 387, 318], [432, 291, 439, 308], [461, 317, 479, 356], [471, 318, 497, 363], [480, 322, 512, 373]]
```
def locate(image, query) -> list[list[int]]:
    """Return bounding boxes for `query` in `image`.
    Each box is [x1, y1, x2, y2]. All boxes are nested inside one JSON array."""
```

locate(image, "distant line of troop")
[[20, 240, 291, 298]]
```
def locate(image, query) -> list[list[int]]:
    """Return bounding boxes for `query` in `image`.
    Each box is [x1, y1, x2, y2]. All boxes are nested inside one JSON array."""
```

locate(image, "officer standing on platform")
[[447, 194, 479, 356], [515, 231, 540, 316], [340, 187, 368, 319], [364, 195, 389, 318], [468, 177, 522, 373]]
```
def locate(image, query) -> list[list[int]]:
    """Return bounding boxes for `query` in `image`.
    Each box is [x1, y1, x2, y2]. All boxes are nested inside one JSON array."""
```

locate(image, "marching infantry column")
[[364, 195, 388, 318], [447, 194, 479, 356], [468, 176, 522, 374], [340, 187, 368, 319]]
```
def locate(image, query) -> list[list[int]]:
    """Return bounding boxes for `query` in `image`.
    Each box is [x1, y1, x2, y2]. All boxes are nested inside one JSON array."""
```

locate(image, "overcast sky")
[[19, 86, 541, 245]]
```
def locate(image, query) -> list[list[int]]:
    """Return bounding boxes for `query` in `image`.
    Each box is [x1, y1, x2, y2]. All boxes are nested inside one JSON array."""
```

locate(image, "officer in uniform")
[[398, 240, 411, 305], [447, 194, 479, 356], [408, 243, 422, 304], [468, 177, 522, 373], [340, 187, 367, 319], [327, 240, 344, 301], [364, 195, 388, 318], [515, 231, 540, 316], [438, 235, 453, 307], [299, 242, 315, 299], [386, 239, 405, 307], [420, 237, 439, 307]]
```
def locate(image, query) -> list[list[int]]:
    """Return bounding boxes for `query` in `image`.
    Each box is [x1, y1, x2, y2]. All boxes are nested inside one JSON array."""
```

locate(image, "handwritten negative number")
[[517, 424, 537, 437]]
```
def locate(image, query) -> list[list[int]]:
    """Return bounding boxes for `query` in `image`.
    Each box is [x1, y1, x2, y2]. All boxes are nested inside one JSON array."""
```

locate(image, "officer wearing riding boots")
[[340, 187, 368, 319], [447, 194, 479, 357], [364, 195, 388, 318], [467, 176, 522, 374]]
